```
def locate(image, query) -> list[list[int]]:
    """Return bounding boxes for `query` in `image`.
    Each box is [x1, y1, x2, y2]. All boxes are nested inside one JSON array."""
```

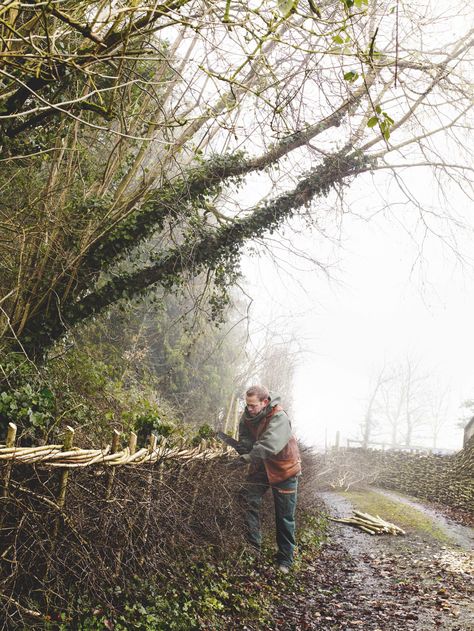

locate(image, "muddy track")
[[272, 491, 474, 631]]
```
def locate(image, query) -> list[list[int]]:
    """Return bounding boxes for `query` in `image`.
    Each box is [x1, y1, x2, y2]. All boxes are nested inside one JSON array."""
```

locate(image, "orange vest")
[[244, 404, 301, 484]]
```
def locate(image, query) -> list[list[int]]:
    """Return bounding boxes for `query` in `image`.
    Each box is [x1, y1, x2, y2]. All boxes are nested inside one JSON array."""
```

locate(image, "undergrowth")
[[39, 510, 328, 631]]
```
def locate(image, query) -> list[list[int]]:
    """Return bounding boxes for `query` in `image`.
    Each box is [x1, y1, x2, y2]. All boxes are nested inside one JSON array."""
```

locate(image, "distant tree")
[[248, 332, 300, 418], [379, 365, 406, 448], [359, 366, 390, 448], [401, 358, 429, 447], [366, 358, 436, 448], [424, 385, 450, 449], [75, 278, 249, 426]]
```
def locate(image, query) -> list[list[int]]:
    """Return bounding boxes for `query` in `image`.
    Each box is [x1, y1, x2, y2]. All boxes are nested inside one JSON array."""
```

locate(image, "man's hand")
[[216, 431, 250, 455], [235, 444, 250, 455], [225, 456, 249, 469]]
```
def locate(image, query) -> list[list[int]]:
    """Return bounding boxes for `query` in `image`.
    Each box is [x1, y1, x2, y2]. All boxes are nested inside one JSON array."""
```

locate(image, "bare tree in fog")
[[379, 364, 406, 448], [363, 358, 453, 449], [359, 366, 390, 448], [424, 385, 451, 449]]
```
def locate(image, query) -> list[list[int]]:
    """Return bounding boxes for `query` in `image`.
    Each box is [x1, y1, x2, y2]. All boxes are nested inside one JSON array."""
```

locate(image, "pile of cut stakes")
[[331, 510, 406, 536]]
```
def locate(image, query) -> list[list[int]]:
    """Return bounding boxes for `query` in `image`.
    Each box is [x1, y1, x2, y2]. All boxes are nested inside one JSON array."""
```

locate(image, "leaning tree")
[[0, 0, 472, 358]]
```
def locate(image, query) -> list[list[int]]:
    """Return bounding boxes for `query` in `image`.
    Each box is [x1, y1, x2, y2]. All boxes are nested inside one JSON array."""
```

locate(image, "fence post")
[[52, 426, 74, 540], [222, 393, 235, 434], [2, 422, 17, 498], [114, 431, 137, 578], [129, 431, 137, 456], [187, 439, 207, 525], [232, 398, 240, 439], [335, 431, 340, 452], [141, 433, 157, 550], [106, 429, 121, 500], [57, 426, 75, 511], [158, 437, 166, 485]]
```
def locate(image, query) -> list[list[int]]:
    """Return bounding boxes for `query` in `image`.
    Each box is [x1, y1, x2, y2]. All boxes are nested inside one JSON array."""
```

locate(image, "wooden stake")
[[141, 434, 157, 551], [52, 426, 75, 541], [232, 397, 240, 439], [57, 426, 74, 510], [2, 422, 17, 498], [114, 431, 137, 578], [105, 429, 121, 500], [187, 439, 208, 524], [128, 431, 137, 456], [222, 393, 235, 434]]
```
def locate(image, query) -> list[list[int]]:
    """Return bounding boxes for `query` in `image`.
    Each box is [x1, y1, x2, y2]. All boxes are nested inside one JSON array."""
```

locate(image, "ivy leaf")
[[278, 0, 298, 16], [333, 34, 345, 45], [381, 120, 391, 140], [344, 71, 359, 82], [367, 116, 378, 128], [40, 387, 54, 401]]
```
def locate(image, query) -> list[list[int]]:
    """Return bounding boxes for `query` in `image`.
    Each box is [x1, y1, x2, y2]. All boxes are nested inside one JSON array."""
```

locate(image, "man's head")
[[245, 385, 270, 417]]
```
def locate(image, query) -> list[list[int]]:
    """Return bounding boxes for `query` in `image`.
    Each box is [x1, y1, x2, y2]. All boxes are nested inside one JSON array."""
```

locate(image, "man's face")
[[245, 394, 269, 417]]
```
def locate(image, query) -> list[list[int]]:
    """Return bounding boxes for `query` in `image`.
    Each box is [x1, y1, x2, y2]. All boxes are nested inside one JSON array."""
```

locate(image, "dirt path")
[[273, 490, 474, 631]]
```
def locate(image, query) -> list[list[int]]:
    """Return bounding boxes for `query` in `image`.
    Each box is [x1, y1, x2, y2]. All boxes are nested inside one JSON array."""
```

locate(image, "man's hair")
[[246, 385, 270, 401]]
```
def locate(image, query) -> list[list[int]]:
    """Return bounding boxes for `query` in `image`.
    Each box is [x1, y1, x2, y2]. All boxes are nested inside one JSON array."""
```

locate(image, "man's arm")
[[237, 416, 254, 454], [241, 410, 292, 463]]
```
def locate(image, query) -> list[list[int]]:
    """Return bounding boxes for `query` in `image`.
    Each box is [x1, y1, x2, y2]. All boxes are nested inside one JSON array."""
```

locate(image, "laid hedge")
[[317, 440, 474, 513]]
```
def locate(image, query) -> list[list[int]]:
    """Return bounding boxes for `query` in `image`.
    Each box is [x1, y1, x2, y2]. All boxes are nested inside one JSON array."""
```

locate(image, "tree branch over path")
[[84, 73, 377, 269], [27, 151, 370, 350], [1, 1, 473, 358]]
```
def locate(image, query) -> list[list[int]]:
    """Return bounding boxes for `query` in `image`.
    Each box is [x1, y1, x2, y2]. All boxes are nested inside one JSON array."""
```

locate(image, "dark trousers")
[[240, 469, 298, 567]]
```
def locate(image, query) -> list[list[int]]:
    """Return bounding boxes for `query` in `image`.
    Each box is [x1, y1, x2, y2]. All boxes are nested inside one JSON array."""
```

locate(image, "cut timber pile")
[[331, 510, 406, 536]]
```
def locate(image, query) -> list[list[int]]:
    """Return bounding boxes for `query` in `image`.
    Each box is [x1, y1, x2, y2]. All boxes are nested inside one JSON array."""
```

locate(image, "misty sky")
[[241, 168, 474, 451]]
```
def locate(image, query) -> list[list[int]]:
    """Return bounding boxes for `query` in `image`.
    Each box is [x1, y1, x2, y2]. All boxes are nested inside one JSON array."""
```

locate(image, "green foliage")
[[46, 554, 273, 630], [0, 354, 56, 442], [341, 0, 368, 9], [125, 399, 178, 447], [344, 70, 359, 83], [0, 348, 167, 445], [192, 423, 216, 446], [0, 384, 55, 442], [39, 507, 328, 630], [367, 105, 394, 140], [278, 0, 299, 17], [297, 512, 329, 553]]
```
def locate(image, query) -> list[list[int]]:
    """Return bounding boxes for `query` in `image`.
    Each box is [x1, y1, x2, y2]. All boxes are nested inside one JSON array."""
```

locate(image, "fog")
[[241, 168, 474, 451]]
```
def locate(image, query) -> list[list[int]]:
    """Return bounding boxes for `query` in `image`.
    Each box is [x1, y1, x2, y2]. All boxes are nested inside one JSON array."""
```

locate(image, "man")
[[237, 385, 301, 573]]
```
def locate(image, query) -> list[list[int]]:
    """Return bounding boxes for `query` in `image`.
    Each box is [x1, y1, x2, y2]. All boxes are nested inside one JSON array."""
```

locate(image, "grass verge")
[[340, 489, 451, 543]]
